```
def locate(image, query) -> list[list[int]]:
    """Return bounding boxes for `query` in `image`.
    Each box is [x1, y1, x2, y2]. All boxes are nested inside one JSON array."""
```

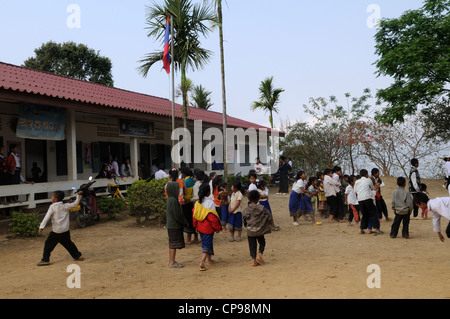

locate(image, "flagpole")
[[167, 10, 177, 168]]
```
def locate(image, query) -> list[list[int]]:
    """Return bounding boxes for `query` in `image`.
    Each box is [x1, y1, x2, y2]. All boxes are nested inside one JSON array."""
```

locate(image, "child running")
[[193, 183, 222, 271], [243, 190, 272, 267], [37, 190, 84, 266]]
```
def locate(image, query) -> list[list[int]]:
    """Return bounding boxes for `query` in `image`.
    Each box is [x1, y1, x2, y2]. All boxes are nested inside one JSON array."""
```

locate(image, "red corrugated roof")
[[0, 61, 281, 134]]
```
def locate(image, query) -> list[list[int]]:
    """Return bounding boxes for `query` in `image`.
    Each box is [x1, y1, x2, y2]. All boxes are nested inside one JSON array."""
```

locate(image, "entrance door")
[[25, 139, 47, 183], [139, 144, 151, 179]]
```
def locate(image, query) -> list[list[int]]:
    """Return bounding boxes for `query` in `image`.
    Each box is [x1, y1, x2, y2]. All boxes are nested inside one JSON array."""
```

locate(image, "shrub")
[[127, 178, 169, 224], [97, 197, 125, 220], [9, 211, 40, 237]]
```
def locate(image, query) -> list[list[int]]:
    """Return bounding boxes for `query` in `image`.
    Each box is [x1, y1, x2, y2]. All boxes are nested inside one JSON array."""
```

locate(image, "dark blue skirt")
[[289, 191, 305, 213]]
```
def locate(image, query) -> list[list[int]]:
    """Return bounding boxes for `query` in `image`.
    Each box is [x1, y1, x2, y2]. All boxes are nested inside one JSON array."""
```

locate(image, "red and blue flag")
[[163, 15, 171, 74]]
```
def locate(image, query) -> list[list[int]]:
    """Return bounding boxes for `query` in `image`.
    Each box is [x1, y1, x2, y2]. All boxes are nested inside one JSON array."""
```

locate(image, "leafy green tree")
[[138, 0, 217, 128], [23, 41, 114, 86], [191, 85, 213, 110], [374, 0, 450, 130], [251, 76, 284, 128]]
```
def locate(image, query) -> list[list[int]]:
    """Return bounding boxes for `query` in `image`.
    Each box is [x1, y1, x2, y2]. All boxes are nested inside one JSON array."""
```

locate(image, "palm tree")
[[138, 0, 217, 128], [204, 0, 228, 178], [192, 85, 213, 110], [251, 77, 285, 129]]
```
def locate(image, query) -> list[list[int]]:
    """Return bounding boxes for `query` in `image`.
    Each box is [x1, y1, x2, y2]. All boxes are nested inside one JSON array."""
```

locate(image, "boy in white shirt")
[[37, 190, 84, 266], [345, 176, 360, 226], [414, 193, 450, 242]]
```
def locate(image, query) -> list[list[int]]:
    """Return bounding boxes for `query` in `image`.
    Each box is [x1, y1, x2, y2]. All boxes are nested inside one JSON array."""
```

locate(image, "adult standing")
[[7, 144, 23, 203], [409, 158, 422, 218], [120, 158, 133, 177], [355, 169, 382, 235], [276, 156, 290, 195]]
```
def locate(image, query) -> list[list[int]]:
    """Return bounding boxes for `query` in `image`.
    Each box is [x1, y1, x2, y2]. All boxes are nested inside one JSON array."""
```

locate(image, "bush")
[[97, 197, 126, 220], [9, 211, 40, 237], [127, 178, 169, 224]]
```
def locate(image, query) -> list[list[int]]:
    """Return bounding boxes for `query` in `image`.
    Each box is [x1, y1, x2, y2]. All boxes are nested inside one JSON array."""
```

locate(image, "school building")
[[0, 61, 281, 209]]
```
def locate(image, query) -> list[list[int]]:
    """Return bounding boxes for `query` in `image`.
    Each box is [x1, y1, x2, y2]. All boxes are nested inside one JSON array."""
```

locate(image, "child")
[[289, 171, 307, 226], [193, 183, 222, 271], [390, 177, 414, 239], [345, 176, 360, 226], [305, 177, 321, 226], [165, 181, 188, 268], [420, 183, 429, 219], [228, 179, 244, 242], [317, 180, 328, 219], [414, 193, 450, 242], [247, 173, 258, 193], [257, 180, 280, 231], [243, 190, 272, 267], [218, 182, 230, 233], [37, 190, 84, 266]]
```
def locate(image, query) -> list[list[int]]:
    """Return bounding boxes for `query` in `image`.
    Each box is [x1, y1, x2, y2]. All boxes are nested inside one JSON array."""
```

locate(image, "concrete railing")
[[0, 177, 138, 210]]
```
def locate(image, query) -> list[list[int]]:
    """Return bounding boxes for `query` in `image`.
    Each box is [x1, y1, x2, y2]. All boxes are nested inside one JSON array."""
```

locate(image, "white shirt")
[[258, 188, 269, 201], [324, 175, 340, 197], [120, 163, 133, 177], [201, 197, 217, 210], [427, 197, 450, 233], [332, 173, 341, 193], [345, 185, 358, 206], [292, 179, 307, 194], [12, 153, 20, 168], [39, 195, 81, 233], [354, 177, 374, 202], [445, 162, 450, 178], [254, 163, 265, 174], [112, 161, 120, 177], [155, 169, 169, 180], [248, 183, 258, 192]]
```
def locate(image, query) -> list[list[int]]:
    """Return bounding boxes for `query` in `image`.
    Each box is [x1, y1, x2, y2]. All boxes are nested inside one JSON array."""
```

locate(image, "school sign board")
[[16, 104, 66, 141]]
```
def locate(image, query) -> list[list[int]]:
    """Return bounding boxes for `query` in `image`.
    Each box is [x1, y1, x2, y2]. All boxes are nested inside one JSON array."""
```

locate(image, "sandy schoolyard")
[[1, 176, 450, 299]]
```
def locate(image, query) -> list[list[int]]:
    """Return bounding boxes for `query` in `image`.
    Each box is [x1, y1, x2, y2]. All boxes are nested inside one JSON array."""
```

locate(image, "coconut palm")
[[251, 77, 285, 129], [192, 85, 213, 110], [138, 0, 216, 128]]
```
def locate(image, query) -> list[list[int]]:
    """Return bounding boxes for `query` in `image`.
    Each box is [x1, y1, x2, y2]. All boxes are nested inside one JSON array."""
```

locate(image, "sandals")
[[168, 262, 183, 268]]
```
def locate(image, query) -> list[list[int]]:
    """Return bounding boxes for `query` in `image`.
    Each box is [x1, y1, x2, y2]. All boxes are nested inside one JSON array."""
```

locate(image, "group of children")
[[36, 163, 450, 271], [165, 169, 276, 271]]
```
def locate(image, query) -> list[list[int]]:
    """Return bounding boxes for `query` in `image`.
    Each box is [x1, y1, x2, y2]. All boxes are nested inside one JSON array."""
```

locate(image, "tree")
[[23, 41, 114, 86], [303, 89, 373, 174], [138, 0, 217, 128], [206, 0, 229, 179], [374, 0, 450, 130], [251, 76, 284, 128], [191, 85, 213, 110]]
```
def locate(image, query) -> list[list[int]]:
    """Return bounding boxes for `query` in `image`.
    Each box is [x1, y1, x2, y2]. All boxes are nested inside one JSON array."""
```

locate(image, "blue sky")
[[0, 0, 425, 129]]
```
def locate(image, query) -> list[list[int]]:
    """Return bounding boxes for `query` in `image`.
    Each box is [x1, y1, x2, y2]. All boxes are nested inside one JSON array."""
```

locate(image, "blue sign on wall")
[[16, 104, 66, 141]]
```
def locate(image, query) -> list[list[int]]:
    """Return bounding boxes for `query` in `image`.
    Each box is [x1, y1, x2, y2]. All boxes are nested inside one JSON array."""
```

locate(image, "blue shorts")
[[221, 205, 229, 225], [228, 212, 242, 232]]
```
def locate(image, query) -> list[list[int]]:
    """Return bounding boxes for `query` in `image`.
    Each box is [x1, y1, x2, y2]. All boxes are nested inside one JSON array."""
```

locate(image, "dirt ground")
[[1, 176, 450, 299]]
